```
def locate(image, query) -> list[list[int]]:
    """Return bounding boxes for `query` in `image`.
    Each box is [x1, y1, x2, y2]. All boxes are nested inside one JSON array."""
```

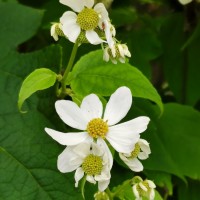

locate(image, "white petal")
[[119, 57, 126, 63], [59, 0, 84, 12], [104, 20, 115, 48], [86, 30, 104, 45], [150, 189, 155, 200], [147, 180, 156, 189], [45, 128, 89, 145], [178, 0, 192, 5], [57, 147, 80, 173], [98, 179, 110, 191], [118, 44, 125, 58], [106, 117, 149, 153], [138, 152, 149, 160], [133, 185, 140, 198], [73, 142, 91, 158], [97, 138, 113, 169], [80, 94, 103, 121], [103, 87, 132, 126], [86, 175, 96, 184], [138, 139, 151, 155], [110, 117, 150, 135], [75, 167, 85, 187], [94, 3, 109, 20], [60, 11, 77, 24], [63, 23, 81, 43], [55, 100, 88, 130], [103, 48, 110, 62], [91, 142, 103, 156], [106, 129, 140, 153], [119, 154, 143, 172], [84, 0, 94, 8], [139, 182, 148, 191]]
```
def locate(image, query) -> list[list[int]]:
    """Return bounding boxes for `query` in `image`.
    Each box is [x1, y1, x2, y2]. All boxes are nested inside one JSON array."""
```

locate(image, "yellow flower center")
[[129, 143, 140, 158], [87, 118, 108, 139], [82, 154, 103, 175], [77, 8, 99, 30]]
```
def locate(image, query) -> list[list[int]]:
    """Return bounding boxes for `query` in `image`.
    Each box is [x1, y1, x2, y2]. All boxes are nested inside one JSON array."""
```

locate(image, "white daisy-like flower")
[[119, 139, 151, 172], [59, 0, 110, 44], [45, 86, 150, 159], [132, 177, 156, 200], [58, 142, 111, 191], [178, 0, 192, 4], [103, 43, 131, 64], [50, 22, 64, 41]]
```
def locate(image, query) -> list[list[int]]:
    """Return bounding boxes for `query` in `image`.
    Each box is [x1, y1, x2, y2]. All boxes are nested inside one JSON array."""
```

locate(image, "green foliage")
[[144, 103, 200, 180], [70, 50, 163, 113], [161, 14, 200, 105], [1, 0, 200, 199], [18, 68, 57, 112]]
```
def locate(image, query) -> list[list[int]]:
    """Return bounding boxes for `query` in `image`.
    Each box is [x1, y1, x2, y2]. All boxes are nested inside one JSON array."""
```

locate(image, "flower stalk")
[[60, 41, 79, 97]]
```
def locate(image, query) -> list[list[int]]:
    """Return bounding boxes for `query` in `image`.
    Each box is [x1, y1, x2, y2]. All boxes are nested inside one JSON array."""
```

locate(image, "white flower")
[[59, 0, 109, 44], [50, 22, 64, 41], [132, 177, 156, 200], [103, 43, 131, 64], [58, 142, 111, 191], [119, 139, 151, 172], [178, 0, 192, 4], [45, 86, 150, 159]]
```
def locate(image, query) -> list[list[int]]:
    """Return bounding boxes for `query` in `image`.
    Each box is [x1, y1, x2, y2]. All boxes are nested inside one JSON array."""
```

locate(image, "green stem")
[[61, 41, 79, 93], [105, 188, 114, 200]]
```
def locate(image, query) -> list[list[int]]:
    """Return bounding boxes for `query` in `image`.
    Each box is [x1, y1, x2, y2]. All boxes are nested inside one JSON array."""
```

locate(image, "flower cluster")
[[50, 0, 131, 63], [45, 86, 153, 194]]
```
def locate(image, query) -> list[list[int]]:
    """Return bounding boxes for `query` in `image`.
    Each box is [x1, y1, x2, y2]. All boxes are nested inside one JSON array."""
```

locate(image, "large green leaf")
[[0, 2, 81, 199], [142, 103, 200, 180], [70, 50, 163, 113]]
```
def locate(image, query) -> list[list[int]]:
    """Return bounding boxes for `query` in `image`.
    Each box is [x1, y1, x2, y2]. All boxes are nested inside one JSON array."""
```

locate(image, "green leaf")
[[143, 103, 200, 180], [178, 180, 200, 200], [18, 68, 57, 112], [70, 50, 163, 113], [161, 14, 200, 105]]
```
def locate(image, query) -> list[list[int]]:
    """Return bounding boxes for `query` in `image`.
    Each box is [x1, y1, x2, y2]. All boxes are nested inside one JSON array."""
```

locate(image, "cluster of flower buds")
[[50, 0, 131, 64]]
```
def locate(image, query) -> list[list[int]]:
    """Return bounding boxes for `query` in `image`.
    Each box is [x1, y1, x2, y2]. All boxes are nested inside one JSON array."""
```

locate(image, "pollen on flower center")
[[87, 118, 108, 139], [77, 8, 99, 30], [82, 154, 103, 175], [130, 143, 140, 158]]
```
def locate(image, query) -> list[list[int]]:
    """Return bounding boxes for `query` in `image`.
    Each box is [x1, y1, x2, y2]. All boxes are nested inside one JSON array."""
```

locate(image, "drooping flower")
[[59, 0, 110, 44], [132, 176, 156, 200], [119, 139, 151, 172], [50, 22, 64, 41], [103, 43, 131, 64], [58, 142, 111, 191], [45, 86, 150, 157]]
